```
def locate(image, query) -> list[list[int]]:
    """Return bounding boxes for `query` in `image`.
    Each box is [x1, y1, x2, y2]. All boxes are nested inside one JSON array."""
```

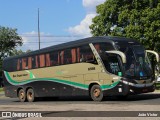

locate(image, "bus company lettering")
[[13, 74, 29, 78]]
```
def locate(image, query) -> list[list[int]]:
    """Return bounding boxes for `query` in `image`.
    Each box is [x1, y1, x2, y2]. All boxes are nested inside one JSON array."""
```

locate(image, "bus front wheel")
[[27, 88, 35, 102], [90, 85, 103, 101], [18, 89, 26, 102]]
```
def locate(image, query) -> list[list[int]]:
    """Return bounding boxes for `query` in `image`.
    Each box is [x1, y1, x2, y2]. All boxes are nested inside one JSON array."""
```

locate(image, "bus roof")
[[4, 36, 139, 61]]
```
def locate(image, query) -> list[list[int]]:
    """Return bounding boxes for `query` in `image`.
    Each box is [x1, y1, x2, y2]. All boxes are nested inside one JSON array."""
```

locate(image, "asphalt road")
[[0, 92, 160, 120]]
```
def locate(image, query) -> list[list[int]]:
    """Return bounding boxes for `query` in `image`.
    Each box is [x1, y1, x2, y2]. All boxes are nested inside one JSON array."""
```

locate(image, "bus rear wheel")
[[18, 89, 26, 102], [27, 88, 35, 102], [90, 85, 103, 101]]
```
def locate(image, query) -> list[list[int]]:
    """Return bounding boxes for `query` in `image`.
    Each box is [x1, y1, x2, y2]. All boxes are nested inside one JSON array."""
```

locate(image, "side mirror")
[[155, 64, 160, 80], [106, 50, 126, 63], [146, 50, 159, 63]]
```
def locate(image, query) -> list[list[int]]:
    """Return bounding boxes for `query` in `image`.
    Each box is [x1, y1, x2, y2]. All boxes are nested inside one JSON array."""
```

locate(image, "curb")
[[154, 91, 160, 93], [0, 91, 5, 98], [0, 91, 4, 94], [0, 95, 5, 98]]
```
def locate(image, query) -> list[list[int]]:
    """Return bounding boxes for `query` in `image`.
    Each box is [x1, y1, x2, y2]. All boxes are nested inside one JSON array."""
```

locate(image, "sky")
[[0, 0, 106, 51]]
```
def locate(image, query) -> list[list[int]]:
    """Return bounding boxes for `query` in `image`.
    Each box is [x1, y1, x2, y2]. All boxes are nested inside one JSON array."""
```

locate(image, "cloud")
[[68, 13, 96, 37], [67, 0, 105, 37], [82, 0, 106, 12], [18, 1, 106, 51], [17, 31, 80, 51]]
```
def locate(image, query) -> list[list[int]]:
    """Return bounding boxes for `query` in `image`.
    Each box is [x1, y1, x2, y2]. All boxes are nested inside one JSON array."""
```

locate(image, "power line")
[[23, 41, 71, 43], [19, 35, 87, 37]]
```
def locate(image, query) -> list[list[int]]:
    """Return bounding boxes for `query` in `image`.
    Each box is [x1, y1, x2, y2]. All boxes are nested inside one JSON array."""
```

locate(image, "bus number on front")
[[88, 67, 95, 71]]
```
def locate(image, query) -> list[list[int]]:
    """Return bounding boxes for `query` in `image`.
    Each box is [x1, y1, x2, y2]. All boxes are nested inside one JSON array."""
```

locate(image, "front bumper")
[[103, 79, 155, 96], [121, 79, 155, 94]]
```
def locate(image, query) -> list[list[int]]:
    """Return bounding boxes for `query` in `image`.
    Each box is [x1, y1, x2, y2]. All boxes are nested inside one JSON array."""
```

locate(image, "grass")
[[0, 88, 3, 92], [155, 83, 160, 92], [155, 83, 160, 87], [155, 90, 160, 92]]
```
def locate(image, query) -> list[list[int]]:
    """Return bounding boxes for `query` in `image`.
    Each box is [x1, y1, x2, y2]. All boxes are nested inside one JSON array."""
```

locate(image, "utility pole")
[[38, 8, 40, 50]]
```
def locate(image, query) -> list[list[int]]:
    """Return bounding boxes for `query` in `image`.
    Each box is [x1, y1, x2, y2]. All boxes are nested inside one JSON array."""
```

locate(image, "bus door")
[[146, 50, 159, 80], [100, 52, 124, 77]]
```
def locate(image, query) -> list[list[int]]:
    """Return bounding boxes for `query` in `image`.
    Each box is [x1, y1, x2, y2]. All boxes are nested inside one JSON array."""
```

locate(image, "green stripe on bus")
[[4, 71, 120, 90], [101, 81, 120, 90], [4, 71, 88, 89]]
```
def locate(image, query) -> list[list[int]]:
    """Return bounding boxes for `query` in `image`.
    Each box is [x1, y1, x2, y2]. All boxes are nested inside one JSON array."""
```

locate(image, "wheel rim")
[[19, 91, 25, 100], [93, 88, 100, 98], [28, 92, 33, 100]]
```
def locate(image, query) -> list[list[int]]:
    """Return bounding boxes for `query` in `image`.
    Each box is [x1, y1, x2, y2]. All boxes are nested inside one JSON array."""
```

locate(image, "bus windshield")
[[125, 45, 152, 79], [133, 45, 152, 78]]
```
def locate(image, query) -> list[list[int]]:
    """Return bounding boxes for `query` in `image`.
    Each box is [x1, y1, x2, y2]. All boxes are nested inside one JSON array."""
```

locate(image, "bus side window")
[[31, 56, 36, 69], [22, 58, 28, 70], [46, 53, 51, 67], [60, 51, 64, 65], [99, 43, 114, 51], [35, 56, 39, 68], [79, 45, 94, 62], [64, 49, 72, 64], [71, 48, 77, 63], [94, 44, 100, 53], [49, 52, 59, 66], [77, 48, 80, 62], [53, 52, 59, 65], [39, 54, 45, 67], [28, 57, 32, 69], [49, 53, 54, 66], [17, 59, 22, 70]]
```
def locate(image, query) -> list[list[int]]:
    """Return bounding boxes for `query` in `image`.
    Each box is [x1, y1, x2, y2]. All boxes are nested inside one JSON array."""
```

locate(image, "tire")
[[90, 85, 103, 101], [27, 88, 35, 102], [18, 89, 26, 102]]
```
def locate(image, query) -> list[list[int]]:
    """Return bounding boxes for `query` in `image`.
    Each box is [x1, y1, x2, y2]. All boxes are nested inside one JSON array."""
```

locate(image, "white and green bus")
[[2, 36, 159, 102]]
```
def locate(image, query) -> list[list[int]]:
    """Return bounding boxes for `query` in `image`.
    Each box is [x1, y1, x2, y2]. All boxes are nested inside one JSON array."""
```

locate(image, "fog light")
[[118, 88, 122, 92], [130, 89, 133, 92]]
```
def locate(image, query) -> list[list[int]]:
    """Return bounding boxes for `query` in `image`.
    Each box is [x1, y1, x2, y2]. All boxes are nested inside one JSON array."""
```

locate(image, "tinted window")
[[39, 54, 45, 67], [64, 49, 72, 64], [71, 48, 77, 63], [22, 58, 28, 70], [28, 57, 32, 69], [17, 59, 22, 70], [49, 52, 59, 66], [79, 45, 94, 63], [46, 54, 51, 67], [100, 53, 122, 75], [60, 51, 64, 65], [31, 56, 37, 69], [94, 43, 115, 53]]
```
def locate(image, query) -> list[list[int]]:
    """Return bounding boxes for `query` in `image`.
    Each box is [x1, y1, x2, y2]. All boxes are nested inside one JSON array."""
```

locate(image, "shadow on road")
[[27, 93, 160, 102]]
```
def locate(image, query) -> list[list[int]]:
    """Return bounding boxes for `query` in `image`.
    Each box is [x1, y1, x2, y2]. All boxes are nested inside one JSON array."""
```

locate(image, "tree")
[[9, 49, 32, 56], [90, 0, 160, 52], [0, 26, 22, 76], [0, 26, 22, 59]]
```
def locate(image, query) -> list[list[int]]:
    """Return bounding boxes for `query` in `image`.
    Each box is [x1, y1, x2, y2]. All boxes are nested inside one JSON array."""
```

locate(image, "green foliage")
[[0, 26, 22, 59], [0, 26, 23, 76], [0, 88, 3, 91], [90, 0, 160, 52], [9, 49, 32, 56], [0, 59, 2, 77], [0, 48, 32, 77]]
